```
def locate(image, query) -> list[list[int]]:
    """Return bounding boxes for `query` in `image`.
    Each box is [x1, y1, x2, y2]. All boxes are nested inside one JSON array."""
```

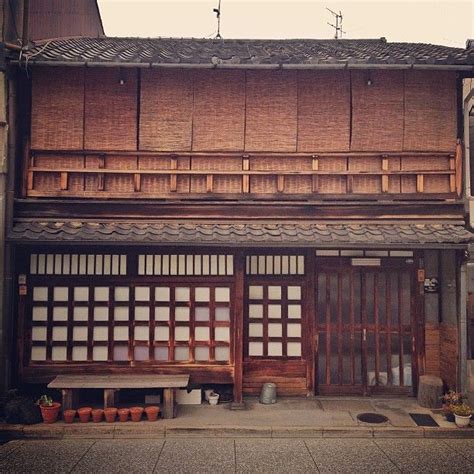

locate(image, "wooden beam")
[[242, 155, 250, 193], [170, 155, 178, 192], [312, 155, 319, 193], [455, 141, 462, 197], [381, 155, 389, 193], [417, 175, 424, 193], [449, 154, 456, 193], [232, 251, 245, 408]]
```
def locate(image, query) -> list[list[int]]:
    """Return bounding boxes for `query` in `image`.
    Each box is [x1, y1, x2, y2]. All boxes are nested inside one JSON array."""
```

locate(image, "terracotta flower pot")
[[40, 402, 61, 424], [144, 406, 160, 422], [77, 407, 92, 423], [104, 407, 118, 423], [130, 406, 144, 422], [63, 409, 76, 424], [118, 408, 130, 422], [92, 409, 104, 423]]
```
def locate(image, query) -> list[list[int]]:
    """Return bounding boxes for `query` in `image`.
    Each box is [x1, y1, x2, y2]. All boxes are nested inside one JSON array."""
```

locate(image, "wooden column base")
[[162, 388, 176, 419], [104, 389, 119, 408], [61, 389, 79, 410]]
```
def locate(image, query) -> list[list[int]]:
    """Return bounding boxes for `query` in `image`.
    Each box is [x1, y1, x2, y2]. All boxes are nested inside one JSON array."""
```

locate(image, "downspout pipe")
[[464, 89, 474, 199]]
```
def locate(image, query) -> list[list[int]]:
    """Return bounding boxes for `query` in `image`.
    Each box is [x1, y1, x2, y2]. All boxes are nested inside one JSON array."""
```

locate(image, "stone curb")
[[1, 423, 474, 439]]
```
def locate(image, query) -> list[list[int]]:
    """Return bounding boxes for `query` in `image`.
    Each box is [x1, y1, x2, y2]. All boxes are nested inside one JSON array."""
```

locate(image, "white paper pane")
[[217, 254, 225, 275], [155, 326, 169, 341], [72, 346, 87, 361], [210, 255, 218, 275], [70, 254, 78, 274], [202, 255, 210, 275], [226, 255, 234, 275], [79, 255, 87, 274], [74, 287, 89, 302], [93, 326, 108, 341], [73, 306, 88, 321], [134, 346, 149, 361], [288, 304, 301, 319], [52, 346, 67, 361], [287, 286, 301, 300], [146, 254, 154, 275], [268, 286, 282, 300], [215, 287, 230, 302], [120, 255, 127, 275], [63, 254, 71, 275], [73, 326, 88, 341], [195, 307, 209, 322], [249, 304, 263, 318], [249, 286, 263, 300], [258, 255, 265, 275], [95, 254, 103, 275], [215, 327, 230, 342], [33, 287, 48, 302], [287, 342, 302, 357], [155, 306, 170, 321], [30, 254, 38, 274], [175, 326, 189, 341], [53, 306, 68, 321], [249, 342, 263, 356], [186, 255, 194, 275], [170, 255, 178, 275], [31, 346, 46, 361], [175, 307, 190, 321], [195, 346, 210, 360], [112, 255, 120, 275], [290, 256, 298, 274], [93, 346, 108, 361], [87, 255, 95, 274], [266, 255, 274, 275], [268, 342, 283, 356], [274, 255, 281, 274], [249, 323, 263, 337], [155, 287, 170, 302], [114, 326, 129, 341], [94, 306, 109, 321], [138, 255, 145, 275], [115, 287, 129, 301], [135, 287, 150, 301], [195, 287, 210, 302], [134, 326, 149, 341], [178, 254, 186, 275], [281, 256, 289, 274], [46, 254, 54, 274], [297, 255, 305, 274], [37, 254, 46, 274], [154, 346, 168, 361], [113, 345, 128, 361], [52, 326, 67, 341], [175, 287, 190, 302], [215, 307, 230, 321], [161, 254, 169, 275], [195, 326, 210, 341], [53, 255, 63, 273], [175, 346, 189, 361], [215, 346, 229, 361], [268, 305, 281, 319], [53, 287, 68, 302], [114, 307, 129, 321], [103, 255, 111, 274], [32, 327, 47, 341], [32, 306, 48, 321], [94, 287, 109, 302], [135, 306, 150, 321], [287, 324, 301, 338], [268, 323, 282, 337]]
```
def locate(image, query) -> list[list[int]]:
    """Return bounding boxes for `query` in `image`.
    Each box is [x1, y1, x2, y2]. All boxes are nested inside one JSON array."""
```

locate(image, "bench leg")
[[104, 389, 118, 408], [163, 388, 176, 419], [62, 389, 78, 410]]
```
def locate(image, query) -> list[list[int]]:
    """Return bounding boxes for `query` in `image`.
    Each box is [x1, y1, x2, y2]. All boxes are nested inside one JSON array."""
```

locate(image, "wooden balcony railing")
[[24, 147, 462, 200]]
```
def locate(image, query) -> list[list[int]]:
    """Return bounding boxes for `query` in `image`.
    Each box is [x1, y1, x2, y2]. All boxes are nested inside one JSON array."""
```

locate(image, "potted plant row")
[[52, 405, 161, 423], [440, 390, 472, 427]]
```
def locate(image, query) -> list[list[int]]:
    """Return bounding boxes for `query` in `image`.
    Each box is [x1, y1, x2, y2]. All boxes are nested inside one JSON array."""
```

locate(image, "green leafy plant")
[[440, 390, 465, 406], [450, 403, 472, 417], [36, 395, 54, 407]]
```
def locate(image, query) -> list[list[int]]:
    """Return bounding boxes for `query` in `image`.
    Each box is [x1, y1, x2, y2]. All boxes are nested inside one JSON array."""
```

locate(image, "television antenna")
[[213, 0, 222, 39], [327, 8, 345, 39]]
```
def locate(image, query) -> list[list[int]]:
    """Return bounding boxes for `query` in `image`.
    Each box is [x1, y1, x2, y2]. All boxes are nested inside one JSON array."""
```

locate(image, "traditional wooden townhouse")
[[4, 37, 474, 406]]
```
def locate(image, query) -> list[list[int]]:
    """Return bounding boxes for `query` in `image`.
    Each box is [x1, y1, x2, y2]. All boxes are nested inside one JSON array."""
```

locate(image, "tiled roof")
[[21, 37, 474, 68], [8, 222, 473, 247]]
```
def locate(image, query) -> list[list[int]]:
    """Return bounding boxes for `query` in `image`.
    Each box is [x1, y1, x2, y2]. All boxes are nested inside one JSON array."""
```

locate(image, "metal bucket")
[[259, 383, 277, 404]]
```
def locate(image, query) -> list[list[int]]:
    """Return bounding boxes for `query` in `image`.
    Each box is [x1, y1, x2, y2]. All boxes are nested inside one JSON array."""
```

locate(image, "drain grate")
[[409, 413, 439, 427], [357, 412, 389, 424]]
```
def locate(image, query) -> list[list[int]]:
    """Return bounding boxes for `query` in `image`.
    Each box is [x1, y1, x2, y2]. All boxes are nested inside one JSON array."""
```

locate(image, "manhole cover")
[[356, 412, 389, 424]]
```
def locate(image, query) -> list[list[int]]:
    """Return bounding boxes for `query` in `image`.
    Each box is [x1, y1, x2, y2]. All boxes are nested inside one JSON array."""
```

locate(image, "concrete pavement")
[[1, 438, 474, 473]]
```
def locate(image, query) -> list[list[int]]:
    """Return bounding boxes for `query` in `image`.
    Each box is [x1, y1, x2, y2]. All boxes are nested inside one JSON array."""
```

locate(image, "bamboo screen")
[[351, 70, 404, 152], [139, 70, 193, 151], [404, 71, 457, 151], [244, 71, 298, 152], [84, 68, 138, 150], [297, 70, 350, 152], [192, 70, 246, 151], [31, 67, 84, 150]]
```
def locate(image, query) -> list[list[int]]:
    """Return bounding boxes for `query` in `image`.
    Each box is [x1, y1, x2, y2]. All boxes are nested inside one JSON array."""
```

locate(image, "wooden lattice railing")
[[24, 147, 462, 199]]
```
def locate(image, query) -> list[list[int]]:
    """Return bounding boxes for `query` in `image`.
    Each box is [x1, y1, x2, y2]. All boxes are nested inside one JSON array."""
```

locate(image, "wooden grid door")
[[315, 262, 416, 395]]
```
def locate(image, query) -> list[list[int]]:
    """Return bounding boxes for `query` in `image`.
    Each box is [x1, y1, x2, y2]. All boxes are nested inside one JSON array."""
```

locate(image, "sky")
[[97, 0, 473, 47]]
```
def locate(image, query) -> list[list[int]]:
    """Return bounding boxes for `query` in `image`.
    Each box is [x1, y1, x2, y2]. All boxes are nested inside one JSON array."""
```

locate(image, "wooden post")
[[242, 155, 250, 193], [416, 175, 424, 193], [455, 140, 462, 197], [104, 388, 118, 408], [62, 389, 75, 410], [170, 155, 178, 192], [162, 388, 175, 418], [311, 155, 319, 193], [305, 249, 316, 395], [98, 154, 105, 191], [381, 155, 389, 193], [231, 251, 245, 409], [277, 175, 285, 193]]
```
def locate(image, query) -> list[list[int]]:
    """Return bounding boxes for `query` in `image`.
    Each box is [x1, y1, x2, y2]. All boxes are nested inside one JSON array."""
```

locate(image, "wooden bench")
[[48, 374, 190, 419]]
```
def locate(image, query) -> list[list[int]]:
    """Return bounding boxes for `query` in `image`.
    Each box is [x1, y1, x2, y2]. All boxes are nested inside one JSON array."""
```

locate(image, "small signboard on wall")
[[424, 277, 439, 293]]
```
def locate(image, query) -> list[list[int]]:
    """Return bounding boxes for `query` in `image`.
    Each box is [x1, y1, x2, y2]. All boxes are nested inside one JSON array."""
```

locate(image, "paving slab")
[[73, 439, 163, 473], [0, 440, 24, 460], [0, 439, 93, 473], [442, 439, 474, 462], [322, 427, 373, 438], [272, 426, 323, 438], [165, 425, 272, 438], [373, 427, 424, 438], [156, 439, 234, 473], [63, 423, 115, 439], [305, 438, 400, 473], [235, 439, 316, 473], [114, 421, 165, 438], [320, 399, 374, 412], [374, 439, 474, 473]]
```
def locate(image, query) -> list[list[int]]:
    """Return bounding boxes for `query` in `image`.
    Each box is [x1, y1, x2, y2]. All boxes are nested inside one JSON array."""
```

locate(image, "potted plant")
[[451, 403, 472, 428], [208, 392, 219, 406], [91, 408, 104, 423], [118, 407, 129, 422], [77, 406, 92, 423], [130, 406, 144, 422], [104, 407, 117, 423], [144, 406, 160, 422], [36, 395, 61, 424], [440, 390, 465, 422], [63, 409, 76, 424]]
